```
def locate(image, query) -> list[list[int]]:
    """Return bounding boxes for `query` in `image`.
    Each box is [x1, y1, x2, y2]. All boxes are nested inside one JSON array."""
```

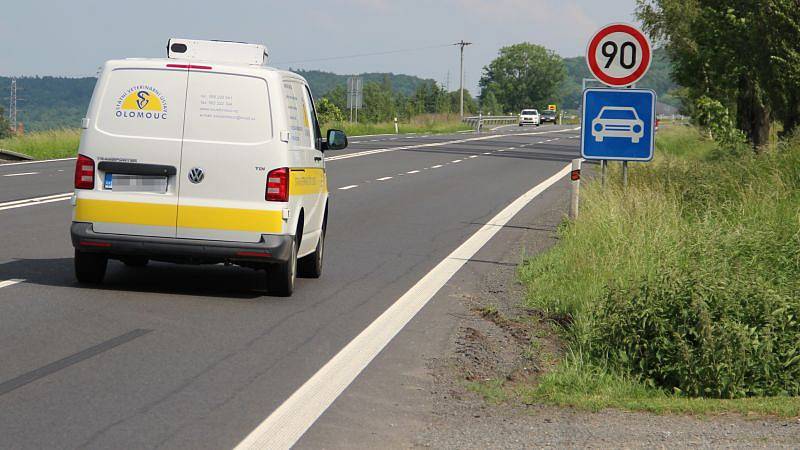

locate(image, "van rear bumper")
[[70, 222, 292, 264]]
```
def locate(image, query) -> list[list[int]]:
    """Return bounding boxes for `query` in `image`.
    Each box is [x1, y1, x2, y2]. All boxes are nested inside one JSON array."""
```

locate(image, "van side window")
[[282, 80, 312, 149], [303, 86, 322, 150]]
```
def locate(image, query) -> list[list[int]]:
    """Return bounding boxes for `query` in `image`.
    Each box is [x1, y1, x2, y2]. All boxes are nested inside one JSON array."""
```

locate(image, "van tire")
[[298, 230, 324, 279], [122, 257, 149, 267], [75, 250, 108, 284], [267, 238, 297, 296]]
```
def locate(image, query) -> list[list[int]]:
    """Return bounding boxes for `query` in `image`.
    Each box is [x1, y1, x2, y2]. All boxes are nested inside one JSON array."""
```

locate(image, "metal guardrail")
[[0, 148, 33, 162], [461, 115, 519, 128]]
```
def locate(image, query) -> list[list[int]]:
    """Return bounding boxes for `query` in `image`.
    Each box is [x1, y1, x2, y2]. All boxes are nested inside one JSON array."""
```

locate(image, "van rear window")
[[183, 72, 272, 144], [95, 68, 187, 139]]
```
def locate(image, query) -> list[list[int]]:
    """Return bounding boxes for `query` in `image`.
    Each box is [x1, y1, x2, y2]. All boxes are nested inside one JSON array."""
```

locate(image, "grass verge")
[[1, 115, 472, 161], [323, 113, 472, 136], [0, 128, 80, 160], [517, 124, 800, 417]]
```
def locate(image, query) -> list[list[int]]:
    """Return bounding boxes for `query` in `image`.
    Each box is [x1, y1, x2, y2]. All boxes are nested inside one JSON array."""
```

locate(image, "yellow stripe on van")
[[177, 205, 282, 233], [76, 199, 283, 233], [290, 168, 327, 195], [75, 199, 176, 227]]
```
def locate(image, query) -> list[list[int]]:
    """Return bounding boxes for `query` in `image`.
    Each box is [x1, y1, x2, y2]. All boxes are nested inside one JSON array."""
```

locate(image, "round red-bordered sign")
[[586, 23, 652, 87]]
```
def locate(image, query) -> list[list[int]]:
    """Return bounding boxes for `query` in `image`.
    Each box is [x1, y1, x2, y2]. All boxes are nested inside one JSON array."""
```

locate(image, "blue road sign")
[[581, 88, 656, 161]]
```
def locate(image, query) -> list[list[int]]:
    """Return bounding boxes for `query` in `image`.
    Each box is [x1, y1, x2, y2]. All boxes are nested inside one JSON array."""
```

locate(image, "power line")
[[271, 43, 457, 66]]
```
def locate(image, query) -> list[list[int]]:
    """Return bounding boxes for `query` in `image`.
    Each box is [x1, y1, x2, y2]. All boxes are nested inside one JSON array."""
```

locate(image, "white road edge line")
[[326, 127, 580, 162], [0, 279, 24, 289], [3, 172, 40, 177], [234, 163, 573, 450], [337, 185, 358, 190]]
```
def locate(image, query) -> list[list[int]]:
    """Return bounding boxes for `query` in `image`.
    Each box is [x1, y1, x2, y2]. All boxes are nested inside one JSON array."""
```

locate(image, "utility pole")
[[9, 78, 18, 133], [455, 40, 472, 117]]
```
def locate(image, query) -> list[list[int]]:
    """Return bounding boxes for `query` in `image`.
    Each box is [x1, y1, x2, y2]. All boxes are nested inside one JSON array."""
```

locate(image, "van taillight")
[[266, 167, 289, 202], [75, 154, 95, 189]]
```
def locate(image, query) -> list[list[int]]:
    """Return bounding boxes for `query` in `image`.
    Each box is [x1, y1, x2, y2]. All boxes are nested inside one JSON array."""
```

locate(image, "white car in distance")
[[519, 109, 540, 126], [591, 106, 644, 143]]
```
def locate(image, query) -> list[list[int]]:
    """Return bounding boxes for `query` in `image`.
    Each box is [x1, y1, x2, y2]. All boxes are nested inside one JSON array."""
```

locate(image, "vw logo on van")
[[188, 167, 205, 184]]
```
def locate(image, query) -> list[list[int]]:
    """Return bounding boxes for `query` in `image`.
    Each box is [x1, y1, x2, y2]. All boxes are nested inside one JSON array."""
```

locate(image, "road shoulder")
[[297, 176, 799, 449]]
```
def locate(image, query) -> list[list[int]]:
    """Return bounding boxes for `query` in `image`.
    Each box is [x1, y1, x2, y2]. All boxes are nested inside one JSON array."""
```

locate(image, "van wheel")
[[75, 250, 108, 284], [298, 231, 324, 279], [122, 257, 149, 267], [267, 238, 297, 296]]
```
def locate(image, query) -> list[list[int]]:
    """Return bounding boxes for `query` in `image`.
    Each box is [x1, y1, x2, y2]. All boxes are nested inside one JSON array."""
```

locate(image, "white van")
[[71, 39, 348, 296]]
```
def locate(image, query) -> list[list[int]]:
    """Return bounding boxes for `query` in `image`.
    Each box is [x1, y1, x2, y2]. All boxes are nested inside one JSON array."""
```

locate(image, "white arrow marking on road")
[[0, 192, 72, 212], [0, 279, 24, 289], [234, 163, 573, 450]]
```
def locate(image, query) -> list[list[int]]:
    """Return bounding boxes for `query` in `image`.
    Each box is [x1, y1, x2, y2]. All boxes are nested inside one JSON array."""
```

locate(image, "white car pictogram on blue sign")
[[581, 88, 656, 161]]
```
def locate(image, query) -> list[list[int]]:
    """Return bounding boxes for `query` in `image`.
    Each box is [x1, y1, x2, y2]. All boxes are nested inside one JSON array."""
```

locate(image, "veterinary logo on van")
[[114, 85, 168, 120]]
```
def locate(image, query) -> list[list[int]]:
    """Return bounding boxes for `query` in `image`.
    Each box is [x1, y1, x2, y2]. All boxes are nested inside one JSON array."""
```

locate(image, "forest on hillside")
[[1, 49, 680, 131]]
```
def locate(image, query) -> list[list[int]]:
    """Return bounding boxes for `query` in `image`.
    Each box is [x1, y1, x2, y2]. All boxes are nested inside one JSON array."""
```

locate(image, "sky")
[[0, 0, 638, 93]]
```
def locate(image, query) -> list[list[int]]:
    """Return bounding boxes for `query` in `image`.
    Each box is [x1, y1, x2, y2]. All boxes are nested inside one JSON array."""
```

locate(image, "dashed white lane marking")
[[451, 159, 462, 163], [325, 127, 581, 162], [0, 192, 72, 212], [497, 149, 505, 152], [338, 185, 358, 190], [431, 165, 443, 169], [3, 172, 40, 177], [234, 163, 573, 450], [469, 155, 478, 159], [376, 176, 392, 181], [482, 152, 491, 155], [406, 170, 420, 174], [0, 279, 24, 289]]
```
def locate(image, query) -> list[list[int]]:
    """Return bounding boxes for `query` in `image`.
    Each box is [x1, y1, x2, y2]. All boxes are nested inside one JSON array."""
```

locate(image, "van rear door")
[[175, 67, 278, 243], [76, 61, 188, 238]]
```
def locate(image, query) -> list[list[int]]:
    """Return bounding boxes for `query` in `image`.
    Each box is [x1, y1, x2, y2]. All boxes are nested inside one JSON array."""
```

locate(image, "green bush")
[[520, 126, 800, 400]]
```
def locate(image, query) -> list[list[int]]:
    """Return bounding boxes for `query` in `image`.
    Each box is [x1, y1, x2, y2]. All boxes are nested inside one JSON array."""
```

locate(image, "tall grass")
[[0, 128, 80, 160], [519, 126, 800, 410]]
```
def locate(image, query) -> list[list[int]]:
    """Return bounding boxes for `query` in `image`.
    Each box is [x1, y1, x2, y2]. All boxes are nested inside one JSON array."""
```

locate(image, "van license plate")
[[105, 174, 167, 194]]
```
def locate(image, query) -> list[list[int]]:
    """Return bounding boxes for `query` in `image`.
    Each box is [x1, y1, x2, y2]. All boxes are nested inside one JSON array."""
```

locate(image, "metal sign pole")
[[622, 161, 629, 189], [601, 160, 607, 188]]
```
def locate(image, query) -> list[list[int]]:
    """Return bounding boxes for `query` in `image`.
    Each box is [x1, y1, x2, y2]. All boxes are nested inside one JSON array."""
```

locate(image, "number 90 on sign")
[[586, 23, 652, 87]]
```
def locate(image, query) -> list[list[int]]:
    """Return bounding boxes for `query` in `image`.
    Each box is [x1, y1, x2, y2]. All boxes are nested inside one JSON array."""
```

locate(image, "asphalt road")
[[0, 124, 581, 449]]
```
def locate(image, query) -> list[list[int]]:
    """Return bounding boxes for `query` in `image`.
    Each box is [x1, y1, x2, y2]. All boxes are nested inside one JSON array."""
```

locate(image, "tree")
[[479, 43, 566, 113], [636, 0, 800, 146], [480, 91, 502, 115], [315, 97, 345, 124], [0, 106, 11, 139]]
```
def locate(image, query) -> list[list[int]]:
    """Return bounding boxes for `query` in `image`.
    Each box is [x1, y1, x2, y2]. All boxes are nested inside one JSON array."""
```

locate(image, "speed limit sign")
[[586, 23, 652, 87]]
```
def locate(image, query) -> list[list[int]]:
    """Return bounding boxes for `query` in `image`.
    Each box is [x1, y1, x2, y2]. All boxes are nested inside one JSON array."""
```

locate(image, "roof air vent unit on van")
[[167, 38, 269, 66]]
